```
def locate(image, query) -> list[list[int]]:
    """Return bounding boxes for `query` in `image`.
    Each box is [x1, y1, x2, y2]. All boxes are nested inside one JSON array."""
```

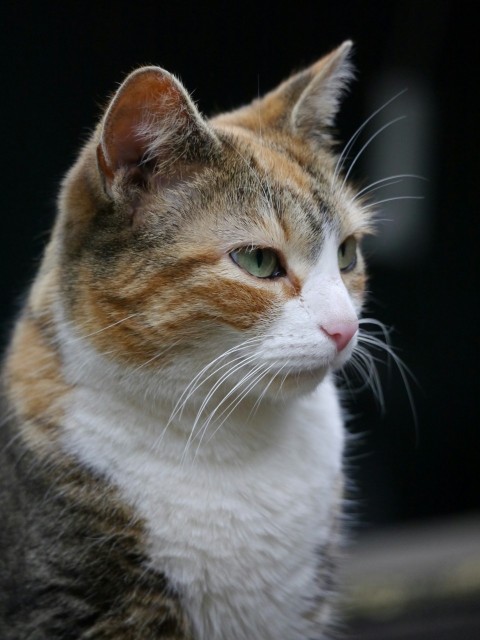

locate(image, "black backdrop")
[[1, 0, 478, 530]]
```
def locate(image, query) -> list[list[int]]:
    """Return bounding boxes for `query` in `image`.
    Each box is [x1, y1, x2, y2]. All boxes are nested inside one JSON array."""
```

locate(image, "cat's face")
[[55, 42, 371, 409]]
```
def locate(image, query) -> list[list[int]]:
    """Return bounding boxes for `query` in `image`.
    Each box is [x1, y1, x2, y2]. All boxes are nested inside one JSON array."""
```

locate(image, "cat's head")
[[49, 41, 372, 411]]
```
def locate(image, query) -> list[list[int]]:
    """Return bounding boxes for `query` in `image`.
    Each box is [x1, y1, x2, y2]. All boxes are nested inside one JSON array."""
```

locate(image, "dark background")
[[1, 1, 478, 532]]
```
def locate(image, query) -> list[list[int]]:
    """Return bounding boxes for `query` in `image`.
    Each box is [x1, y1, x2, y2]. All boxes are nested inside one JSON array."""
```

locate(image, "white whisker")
[[342, 115, 407, 188], [363, 195, 424, 209], [189, 359, 266, 451], [333, 88, 408, 182], [167, 336, 264, 425], [347, 318, 419, 435], [150, 338, 265, 454], [274, 365, 294, 402], [180, 353, 263, 461], [248, 361, 285, 419], [130, 339, 182, 373], [197, 362, 274, 456], [72, 314, 139, 341], [352, 174, 426, 203], [349, 345, 385, 409]]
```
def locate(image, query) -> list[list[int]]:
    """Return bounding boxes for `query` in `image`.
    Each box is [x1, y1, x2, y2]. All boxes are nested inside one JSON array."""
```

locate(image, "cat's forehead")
[[200, 129, 358, 259]]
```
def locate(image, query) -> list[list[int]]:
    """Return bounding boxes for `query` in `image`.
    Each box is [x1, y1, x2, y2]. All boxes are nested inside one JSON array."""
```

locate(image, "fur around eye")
[[230, 247, 285, 279], [338, 236, 357, 272]]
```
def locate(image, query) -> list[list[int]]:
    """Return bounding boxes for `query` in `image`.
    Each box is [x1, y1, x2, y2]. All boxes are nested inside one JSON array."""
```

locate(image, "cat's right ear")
[[96, 67, 218, 197]]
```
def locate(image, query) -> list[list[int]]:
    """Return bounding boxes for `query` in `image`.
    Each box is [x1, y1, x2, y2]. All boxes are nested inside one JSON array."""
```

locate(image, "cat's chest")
[[62, 383, 344, 640]]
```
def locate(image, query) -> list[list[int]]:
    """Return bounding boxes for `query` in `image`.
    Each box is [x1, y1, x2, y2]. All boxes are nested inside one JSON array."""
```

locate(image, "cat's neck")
[[56, 319, 341, 469], [55, 309, 296, 462]]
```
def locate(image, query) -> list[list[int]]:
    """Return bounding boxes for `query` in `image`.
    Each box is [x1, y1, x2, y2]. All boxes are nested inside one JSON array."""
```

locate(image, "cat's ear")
[[97, 66, 217, 195], [290, 41, 354, 143], [216, 41, 353, 146]]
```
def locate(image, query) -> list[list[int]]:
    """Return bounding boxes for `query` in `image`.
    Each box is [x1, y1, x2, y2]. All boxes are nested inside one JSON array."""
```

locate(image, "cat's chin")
[[270, 366, 331, 398]]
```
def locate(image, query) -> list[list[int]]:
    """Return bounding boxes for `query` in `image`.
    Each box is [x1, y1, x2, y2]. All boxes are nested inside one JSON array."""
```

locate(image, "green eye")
[[338, 236, 357, 272], [230, 247, 284, 279]]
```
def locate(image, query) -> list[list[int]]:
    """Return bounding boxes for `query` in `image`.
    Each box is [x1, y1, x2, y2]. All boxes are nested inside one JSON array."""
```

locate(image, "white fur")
[[61, 377, 343, 639], [258, 233, 360, 378], [56, 233, 354, 639]]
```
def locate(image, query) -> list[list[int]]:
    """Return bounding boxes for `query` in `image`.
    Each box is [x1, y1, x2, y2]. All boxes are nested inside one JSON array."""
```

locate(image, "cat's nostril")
[[321, 320, 358, 352]]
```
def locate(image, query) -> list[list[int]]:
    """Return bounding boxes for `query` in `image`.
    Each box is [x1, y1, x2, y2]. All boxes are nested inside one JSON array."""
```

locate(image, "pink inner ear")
[[97, 70, 187, 183]]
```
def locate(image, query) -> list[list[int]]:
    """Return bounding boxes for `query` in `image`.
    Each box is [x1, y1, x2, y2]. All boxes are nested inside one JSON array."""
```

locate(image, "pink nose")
[[321, 319, 358, 352]]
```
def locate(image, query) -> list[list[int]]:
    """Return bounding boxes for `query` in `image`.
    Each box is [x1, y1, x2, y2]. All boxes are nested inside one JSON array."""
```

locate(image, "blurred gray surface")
[[341, 515, 480, 638]]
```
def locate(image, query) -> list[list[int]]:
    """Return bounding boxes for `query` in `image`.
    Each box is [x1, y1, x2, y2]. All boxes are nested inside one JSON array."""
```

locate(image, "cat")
[[0, 40, 374, 639]]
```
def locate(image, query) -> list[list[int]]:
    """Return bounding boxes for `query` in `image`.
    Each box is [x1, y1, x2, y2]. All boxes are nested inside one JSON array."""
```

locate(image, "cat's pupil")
[[256, 249, 263, 268]]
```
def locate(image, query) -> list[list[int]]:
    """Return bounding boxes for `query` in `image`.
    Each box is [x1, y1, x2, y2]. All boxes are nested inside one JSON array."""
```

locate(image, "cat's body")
[[0, 42, 372, 639]]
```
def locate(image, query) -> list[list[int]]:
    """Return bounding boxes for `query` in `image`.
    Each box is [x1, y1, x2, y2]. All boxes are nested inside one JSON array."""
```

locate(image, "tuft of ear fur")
[[96, 67, 218, 195]]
